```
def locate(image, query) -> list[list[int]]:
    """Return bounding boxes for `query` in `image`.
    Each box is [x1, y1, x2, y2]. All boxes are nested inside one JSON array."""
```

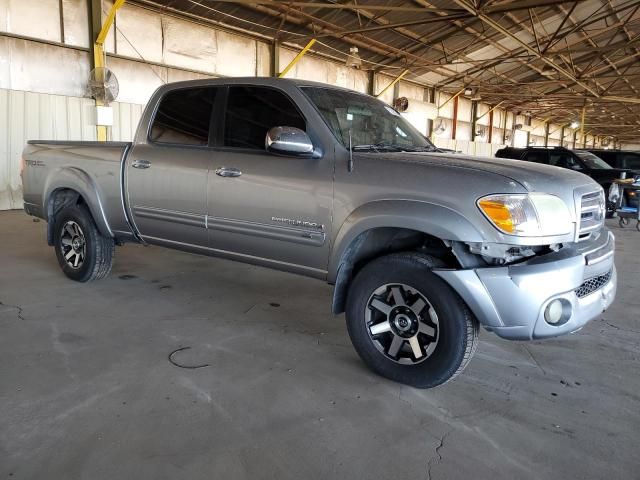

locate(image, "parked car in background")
[[582, 149, 640, 170], [495, 146, 639, 214]]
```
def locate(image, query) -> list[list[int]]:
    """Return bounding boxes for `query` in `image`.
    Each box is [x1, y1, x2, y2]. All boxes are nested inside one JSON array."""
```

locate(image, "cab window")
[[150, 87, 217, 146], [224, 86, 306, 150]]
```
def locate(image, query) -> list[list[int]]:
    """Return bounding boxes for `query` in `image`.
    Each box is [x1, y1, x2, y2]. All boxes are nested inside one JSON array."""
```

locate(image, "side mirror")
[[265, 126, 314, 155]]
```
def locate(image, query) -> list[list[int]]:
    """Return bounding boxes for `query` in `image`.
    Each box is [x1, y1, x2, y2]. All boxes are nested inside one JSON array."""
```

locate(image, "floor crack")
[[522, 345, 546, 375], [0, 300, 25, 321], [601, 319, 640, 335], [426, 428, 453, 480]]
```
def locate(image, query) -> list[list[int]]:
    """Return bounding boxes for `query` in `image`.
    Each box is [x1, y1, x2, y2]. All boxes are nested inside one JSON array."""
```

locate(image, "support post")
[[488, 108, 494, 144], [544, 121, 550, 147], [426, 87, 435, 139], [271, 40, 280, 77], [90, 0, 126, 141], [580, 104, 586, 148], [501, 110, 508, 145], [451, 95, 459, 141], [560, 126, 565, 147], [572, 130, 577, 149], [367, 70, 375, 96], [279, 38, 316, 78], [470, 101, 478, 142]]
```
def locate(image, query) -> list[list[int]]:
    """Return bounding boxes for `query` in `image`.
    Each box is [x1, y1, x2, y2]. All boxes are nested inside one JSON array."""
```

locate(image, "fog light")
[[544, 299, 571, 325], [545, 300, 563, 324]]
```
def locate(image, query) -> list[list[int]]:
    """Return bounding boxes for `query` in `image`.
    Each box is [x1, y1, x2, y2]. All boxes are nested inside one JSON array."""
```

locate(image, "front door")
[[126, 86, 219, 248], [207, 85, 333, 276]]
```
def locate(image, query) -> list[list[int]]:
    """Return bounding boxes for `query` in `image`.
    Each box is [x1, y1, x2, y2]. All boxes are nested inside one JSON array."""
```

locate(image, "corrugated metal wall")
[[0, 88, 142, 210]]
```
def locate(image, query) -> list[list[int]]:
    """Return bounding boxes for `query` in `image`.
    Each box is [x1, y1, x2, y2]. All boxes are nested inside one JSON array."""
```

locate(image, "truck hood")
[[361, 151, 599, 192]]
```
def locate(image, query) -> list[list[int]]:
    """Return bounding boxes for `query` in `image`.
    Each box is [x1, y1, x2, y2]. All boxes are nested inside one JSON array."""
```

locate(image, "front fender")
[[43, 167, 113, 238], [328, 200, 484, 282]]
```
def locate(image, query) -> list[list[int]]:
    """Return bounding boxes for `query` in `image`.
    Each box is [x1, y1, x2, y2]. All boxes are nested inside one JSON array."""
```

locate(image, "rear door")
[[126, 86, 219, 247], [206, 85, 333, 276]]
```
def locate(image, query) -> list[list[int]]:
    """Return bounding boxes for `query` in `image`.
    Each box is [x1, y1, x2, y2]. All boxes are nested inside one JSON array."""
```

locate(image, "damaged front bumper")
[[435, 229, 617, 340]]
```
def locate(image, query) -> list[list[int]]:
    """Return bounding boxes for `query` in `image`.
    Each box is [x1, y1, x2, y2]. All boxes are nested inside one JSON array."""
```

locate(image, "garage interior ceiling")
[[133, 0, 640, 142]]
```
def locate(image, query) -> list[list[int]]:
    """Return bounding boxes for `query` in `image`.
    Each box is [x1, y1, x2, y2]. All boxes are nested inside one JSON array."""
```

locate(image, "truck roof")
[[153, 77, 359, 95]]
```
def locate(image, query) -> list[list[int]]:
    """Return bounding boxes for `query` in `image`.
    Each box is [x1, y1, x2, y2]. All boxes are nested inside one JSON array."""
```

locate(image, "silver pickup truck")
[[21, 78, 617, 388]]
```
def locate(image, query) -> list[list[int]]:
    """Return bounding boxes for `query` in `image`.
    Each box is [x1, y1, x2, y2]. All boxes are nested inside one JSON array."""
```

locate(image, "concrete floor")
[[1, 210, 639, 480]]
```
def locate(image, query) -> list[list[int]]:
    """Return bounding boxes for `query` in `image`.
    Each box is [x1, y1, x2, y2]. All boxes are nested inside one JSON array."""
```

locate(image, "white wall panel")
[[398, 82, 423, 101], [256, 41, 271, 77], [456, 121, 472, 141], [111, 101, 143, 141], [102, 0, 116, 54], [0, 0, 61, 42], [458, 98, 472, 122], [162, 16, 217, 73], [492, 128, 504, 144], [436, 92, 453, 119], [107, 57, 166, 105], [374, 75, 395, 105], [116, 3, 163, 63], [476, 103, 490, 126], [279, 47, 329, 83], [166, 68, 214, 84], [216, 30, 256, 77], [0, 37, 90, 97], [62, 0, 89, 48], [514, 129, 528, 147], [0, 88, 147, 210]]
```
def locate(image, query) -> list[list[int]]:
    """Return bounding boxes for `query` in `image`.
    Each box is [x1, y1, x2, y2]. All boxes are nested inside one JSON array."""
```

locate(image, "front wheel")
[[345, 253, 479, 388], [53, 204, 114, 282]]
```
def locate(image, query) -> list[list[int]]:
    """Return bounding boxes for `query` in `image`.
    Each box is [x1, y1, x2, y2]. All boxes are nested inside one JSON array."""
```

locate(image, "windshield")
[[575, 151, 612, 169], [301, 87, 436, 152]]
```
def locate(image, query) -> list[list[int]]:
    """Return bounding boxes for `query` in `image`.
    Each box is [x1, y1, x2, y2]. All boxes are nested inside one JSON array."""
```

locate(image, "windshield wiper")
[[352, 144, 402, 152], [351, 142, 432, 153], [401, 145, 438, 153]]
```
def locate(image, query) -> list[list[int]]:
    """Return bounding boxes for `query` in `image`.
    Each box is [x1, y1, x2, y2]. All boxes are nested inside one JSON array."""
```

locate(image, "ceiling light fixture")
[[346, 47, 362, 69]]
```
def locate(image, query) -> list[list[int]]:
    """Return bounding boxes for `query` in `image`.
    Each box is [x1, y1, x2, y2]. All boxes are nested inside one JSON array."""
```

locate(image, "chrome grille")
[[577, 190, 605, 240], [574, 270, 612, 298]]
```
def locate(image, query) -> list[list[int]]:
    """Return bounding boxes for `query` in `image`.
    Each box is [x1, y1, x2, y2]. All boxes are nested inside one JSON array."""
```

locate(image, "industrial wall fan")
[[87, 67, 120, 105]]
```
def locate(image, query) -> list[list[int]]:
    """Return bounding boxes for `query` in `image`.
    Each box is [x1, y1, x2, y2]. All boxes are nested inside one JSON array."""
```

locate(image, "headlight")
[[478, 193, 572, 236]]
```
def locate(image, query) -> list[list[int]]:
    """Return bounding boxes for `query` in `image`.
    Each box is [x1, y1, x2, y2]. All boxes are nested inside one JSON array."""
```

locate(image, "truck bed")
[[22, 141, 134, 241]]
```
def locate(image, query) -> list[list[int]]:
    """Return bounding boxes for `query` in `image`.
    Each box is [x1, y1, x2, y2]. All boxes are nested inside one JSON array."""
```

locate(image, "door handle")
[[132, 159, 151, 169], [215, 167, 242, 178]]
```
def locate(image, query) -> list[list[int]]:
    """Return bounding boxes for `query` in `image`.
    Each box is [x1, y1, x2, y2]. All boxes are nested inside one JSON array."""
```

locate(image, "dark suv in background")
[[495, 146, 639, 214], [582, 149, 640, 170]]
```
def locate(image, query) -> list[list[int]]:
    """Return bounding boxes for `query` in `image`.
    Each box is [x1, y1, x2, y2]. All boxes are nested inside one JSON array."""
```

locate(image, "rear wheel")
[[345, 253, 479, 388], [53, 204, 114, 282]]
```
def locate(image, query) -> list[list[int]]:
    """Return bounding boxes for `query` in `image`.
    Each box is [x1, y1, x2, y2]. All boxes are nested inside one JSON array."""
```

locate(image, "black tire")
[[345, 252, 479, 388], [53, 204, 114, 282]]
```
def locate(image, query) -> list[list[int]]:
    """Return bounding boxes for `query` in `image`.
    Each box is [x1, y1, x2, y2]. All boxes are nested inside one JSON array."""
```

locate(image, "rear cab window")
[[150, 87, 218, 146]]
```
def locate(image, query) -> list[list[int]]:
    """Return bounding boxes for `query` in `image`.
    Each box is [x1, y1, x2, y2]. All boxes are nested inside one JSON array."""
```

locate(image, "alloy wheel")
[[365, 283, 439, 365], [60, 221, 86, 269]]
